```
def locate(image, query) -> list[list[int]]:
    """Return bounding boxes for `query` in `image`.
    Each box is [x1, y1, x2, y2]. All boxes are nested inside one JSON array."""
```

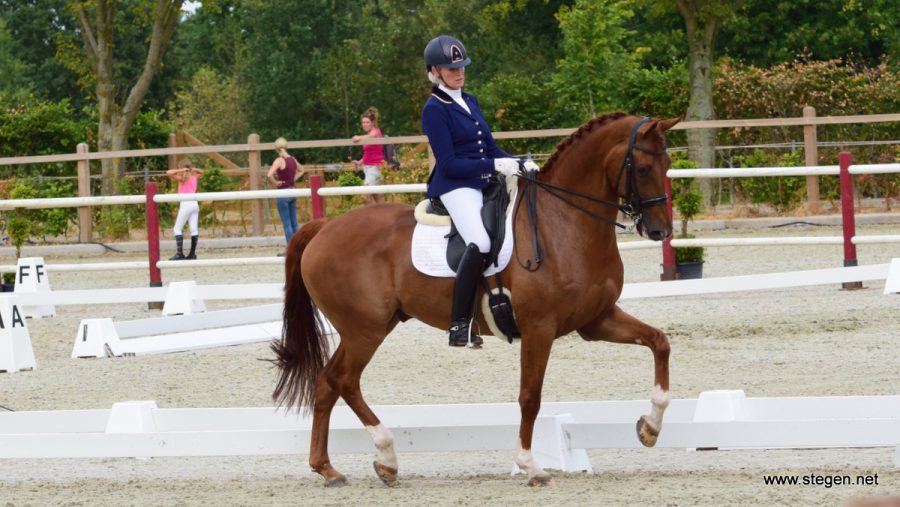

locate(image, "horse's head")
[[611, 116, 680, 241]]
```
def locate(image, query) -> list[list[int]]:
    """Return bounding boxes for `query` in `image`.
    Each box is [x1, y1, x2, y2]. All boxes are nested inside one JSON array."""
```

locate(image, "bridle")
[[513, 116, 669, 271]]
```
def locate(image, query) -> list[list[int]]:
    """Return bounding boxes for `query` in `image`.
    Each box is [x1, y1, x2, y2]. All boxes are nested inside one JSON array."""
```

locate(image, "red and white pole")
[[661, 177, 677, 281], [145, 181, 163, 309], [838, 151, 863, 289], [310, 174, 325, 219]]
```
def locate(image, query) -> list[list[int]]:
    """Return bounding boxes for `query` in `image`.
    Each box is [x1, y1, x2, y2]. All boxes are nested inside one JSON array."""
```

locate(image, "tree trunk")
[[677, 0, 726, 205], [76, 0, 183, 195]]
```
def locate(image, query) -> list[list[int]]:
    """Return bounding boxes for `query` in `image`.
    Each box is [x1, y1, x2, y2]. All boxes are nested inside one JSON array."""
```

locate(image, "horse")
[[272, 113, 680, 487]]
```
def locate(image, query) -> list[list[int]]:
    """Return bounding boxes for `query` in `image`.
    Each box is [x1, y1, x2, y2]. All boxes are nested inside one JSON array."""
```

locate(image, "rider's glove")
[[494, 158, 520, 177], [523, 160, 540, 172]]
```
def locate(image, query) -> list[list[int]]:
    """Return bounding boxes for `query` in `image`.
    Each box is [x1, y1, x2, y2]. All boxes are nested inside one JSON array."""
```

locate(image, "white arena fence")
[[0, 391, 896, 470]]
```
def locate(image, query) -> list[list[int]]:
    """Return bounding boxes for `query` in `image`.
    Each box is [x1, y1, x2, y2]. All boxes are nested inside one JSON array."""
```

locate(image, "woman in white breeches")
[[166, 158, 203, 260]]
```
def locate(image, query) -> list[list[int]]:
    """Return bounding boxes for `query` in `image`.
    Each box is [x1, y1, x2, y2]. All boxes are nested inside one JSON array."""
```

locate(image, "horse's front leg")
[[516, 327, 556, 487], [578, 304, 670, 447]]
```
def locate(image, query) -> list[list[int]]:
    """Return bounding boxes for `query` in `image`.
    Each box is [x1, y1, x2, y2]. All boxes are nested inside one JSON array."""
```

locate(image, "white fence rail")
[[0, 391, 896, 470]]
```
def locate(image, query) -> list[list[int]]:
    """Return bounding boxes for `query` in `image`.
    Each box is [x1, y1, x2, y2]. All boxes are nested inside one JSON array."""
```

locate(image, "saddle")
[[428, 176, 510, 271], [414, 175, 521, 341]]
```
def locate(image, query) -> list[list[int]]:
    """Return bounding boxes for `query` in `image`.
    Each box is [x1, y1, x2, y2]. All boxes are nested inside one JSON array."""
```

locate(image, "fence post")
[[310, 174, 325, 219], [803, 106, 820, 213], [661, 177, 677, 281], [167, 133, 178, 171], [76, 143, 92, 243], [145, 181, 163, 310], [838, 152, 863, 290], [247, 133, 263, 236]]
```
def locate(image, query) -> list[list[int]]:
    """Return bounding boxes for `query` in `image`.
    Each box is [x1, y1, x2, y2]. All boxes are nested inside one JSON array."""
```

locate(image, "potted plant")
[[671, 159, 705, 279]]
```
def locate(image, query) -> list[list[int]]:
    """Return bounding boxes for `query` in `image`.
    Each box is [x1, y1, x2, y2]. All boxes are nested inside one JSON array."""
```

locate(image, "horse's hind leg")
[[309, 345, 350, 487], [577, 304, 670, 447], [311, 338, 399, 487]]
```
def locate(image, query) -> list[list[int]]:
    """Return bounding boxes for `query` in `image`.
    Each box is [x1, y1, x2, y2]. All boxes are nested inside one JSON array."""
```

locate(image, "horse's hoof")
[[373, 461, 399, 487], [527, 474, 556, 487], [324, 475, 348, 488], [636, 416, 659, 447]]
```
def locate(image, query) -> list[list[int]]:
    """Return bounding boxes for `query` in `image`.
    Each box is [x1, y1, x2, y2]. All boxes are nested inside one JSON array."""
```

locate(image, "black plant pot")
[[1, 283, 14, 292], [676, 261, 704, 280]]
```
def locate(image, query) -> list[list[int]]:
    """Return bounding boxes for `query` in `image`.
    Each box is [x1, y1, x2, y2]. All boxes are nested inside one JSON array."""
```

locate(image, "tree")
[[673, 0, 741, 202], [551, 0, 638, 119], [0, 19, 32, 103], [67, 0, 184, 195], [172, 65, 248, 146]]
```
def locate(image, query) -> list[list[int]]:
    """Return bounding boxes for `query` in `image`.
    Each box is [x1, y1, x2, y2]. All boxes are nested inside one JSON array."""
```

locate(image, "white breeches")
[[440, 187, 490, 253], [173, 201, 199, 236]]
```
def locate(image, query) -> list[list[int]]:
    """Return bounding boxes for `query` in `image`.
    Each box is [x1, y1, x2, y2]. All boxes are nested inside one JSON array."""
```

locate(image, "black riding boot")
[[448, 243, 487, 347], [169, 235, 185, 260], [186, 235, 198, 260]]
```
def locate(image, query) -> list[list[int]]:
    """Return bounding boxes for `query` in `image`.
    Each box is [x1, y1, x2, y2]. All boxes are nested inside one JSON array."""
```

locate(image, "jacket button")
[[477, 140, 482, 145], [479, 148, 484, 152], [477, 131, 482, 135], [474, 121, 480, 126]]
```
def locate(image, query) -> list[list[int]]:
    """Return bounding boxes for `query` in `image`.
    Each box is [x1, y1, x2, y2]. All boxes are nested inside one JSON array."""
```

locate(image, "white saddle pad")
[[411, 196, 516, 278]]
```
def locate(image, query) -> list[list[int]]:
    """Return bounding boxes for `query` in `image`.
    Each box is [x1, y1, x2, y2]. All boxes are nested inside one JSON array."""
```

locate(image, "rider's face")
[[436, 66, 465, 90], [361, 117, 373, 132]]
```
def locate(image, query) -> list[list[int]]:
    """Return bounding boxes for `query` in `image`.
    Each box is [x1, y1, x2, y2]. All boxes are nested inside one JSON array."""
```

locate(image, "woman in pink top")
[[166, 158, 204, 260], [351, 107, 385, 205]]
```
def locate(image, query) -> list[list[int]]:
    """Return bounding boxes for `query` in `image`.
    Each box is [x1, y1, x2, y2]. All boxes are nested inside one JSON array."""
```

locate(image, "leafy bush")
[[733, 150, 806, 212], [331, 171, 365, 215], [381, 160, 431, 205], [670, 157, 705, 263]]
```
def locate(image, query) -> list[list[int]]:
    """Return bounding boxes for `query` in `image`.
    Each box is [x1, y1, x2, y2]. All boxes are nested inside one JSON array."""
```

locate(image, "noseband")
[[513, 117, 669, 271]]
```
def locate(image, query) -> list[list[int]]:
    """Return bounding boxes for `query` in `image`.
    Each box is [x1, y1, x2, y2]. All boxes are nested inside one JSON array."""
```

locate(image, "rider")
[[421, 35, 538, 347]]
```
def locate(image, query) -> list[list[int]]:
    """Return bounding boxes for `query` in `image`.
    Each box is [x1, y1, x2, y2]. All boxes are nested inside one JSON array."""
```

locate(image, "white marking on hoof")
[[366, 423, 397, 470], [635, 338, 643, 345], [646, 384, 670, 432], [514, 440, 548, 482]]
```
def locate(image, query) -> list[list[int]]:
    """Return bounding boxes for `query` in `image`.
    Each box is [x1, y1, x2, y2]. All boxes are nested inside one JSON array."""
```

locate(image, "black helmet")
[[424, 35, 470, 70]]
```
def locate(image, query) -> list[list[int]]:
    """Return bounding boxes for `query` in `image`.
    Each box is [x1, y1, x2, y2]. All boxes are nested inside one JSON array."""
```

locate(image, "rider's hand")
[[494, 158, 520, 177], [523, 160, 540, 172]]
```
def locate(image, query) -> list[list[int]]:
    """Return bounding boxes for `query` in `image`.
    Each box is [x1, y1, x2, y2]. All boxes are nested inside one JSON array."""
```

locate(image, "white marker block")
[[693, 389, 748, 422], [72, 318, 122, 358], [0, 295, 36, 372], [14, 257, 54, 318], [162, 281, 207, 316], [884, 258, 900, 295], [105, 400, 158, 433]]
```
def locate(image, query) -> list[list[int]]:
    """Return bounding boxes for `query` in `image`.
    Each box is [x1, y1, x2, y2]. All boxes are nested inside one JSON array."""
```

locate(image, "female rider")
[[421, 35, 538, 347]]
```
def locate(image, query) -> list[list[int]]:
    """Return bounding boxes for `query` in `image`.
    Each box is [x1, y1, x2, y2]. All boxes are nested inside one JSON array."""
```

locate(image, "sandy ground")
[[0, 223, 898, 506]]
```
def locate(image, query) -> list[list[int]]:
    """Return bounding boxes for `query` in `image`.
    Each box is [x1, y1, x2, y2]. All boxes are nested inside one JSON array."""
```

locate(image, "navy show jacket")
[[422, 86, 511, 198]]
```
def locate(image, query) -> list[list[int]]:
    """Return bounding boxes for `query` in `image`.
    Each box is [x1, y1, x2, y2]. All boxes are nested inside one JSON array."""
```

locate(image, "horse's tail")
[[271, 218, 330, 412]]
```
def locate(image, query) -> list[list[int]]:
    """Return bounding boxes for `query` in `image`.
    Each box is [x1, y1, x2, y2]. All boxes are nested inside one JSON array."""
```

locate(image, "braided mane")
[[541, 112, 628, 173]]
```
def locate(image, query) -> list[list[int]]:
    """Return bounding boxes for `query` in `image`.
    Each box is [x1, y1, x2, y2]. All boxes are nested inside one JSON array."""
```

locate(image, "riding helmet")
[[423, 35, 471, 70]]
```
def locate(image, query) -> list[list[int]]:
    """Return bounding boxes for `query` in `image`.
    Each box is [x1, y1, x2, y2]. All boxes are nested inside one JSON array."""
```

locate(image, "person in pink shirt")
[[351, 107, 385, 205], [166, 158, 204, 260]]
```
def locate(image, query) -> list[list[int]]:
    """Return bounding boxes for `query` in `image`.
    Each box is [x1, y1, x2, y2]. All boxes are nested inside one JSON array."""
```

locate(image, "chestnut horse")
[[273, 113, 679, 487]]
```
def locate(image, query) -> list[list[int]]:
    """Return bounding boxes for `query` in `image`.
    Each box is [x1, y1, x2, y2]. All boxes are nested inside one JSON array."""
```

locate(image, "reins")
[[512, 117, 669, 272]]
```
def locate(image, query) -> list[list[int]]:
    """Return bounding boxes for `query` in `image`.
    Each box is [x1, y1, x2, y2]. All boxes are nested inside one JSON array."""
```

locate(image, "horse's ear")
[[657, 117, 681, 132]]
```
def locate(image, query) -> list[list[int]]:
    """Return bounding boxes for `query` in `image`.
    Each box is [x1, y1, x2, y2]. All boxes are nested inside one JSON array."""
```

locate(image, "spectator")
[[351, 107, 385, 205], [267, 137, 305, 244], [166, 158, 204, 260]]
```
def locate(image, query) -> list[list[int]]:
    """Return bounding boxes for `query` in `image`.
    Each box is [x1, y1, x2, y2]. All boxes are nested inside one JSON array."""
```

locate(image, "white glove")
[[494, 158, 520, 177], [523, 160, 540, 172]]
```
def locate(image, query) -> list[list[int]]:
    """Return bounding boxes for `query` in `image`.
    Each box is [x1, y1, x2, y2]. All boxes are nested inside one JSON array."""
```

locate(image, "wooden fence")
[[1, 110, 898, 243]]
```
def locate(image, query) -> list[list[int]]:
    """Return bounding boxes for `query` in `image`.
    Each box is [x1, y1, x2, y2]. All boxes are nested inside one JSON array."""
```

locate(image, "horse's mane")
[[541, 112, 629, 173]]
